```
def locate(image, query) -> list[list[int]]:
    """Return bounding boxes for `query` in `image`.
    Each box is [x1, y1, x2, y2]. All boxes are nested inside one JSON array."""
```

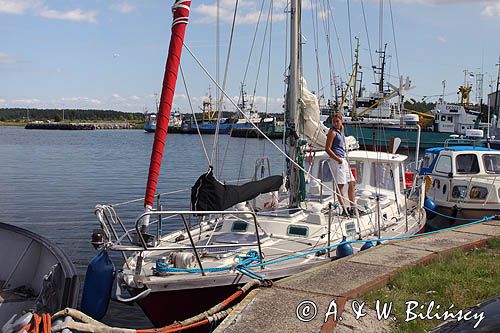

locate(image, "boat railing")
[[444, 137, 487, 148], [95, 206, 264, 275]]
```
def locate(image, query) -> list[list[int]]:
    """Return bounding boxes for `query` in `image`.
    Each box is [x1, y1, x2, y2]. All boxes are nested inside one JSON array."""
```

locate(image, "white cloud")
[[110, 2, 135, 14], [482, 3, 500, 16], [391, 0, 493, 4], [12, 98, 41, 104], [0, 51, 16, 64], [38, 7, 97, 23], [436, 35, 447, 43], [0, 0, 97, 23], [0, 0, 39, 15], [60, 97, 102, 105], [3, 92, 286, 113], [193, 0, 286, 25]]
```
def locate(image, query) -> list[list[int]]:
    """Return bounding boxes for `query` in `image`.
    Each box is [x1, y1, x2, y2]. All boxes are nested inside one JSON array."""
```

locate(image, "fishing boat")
[[0, 222, 79, 329], [419, 132, 500, 230], [323, 37, 493, 150], [82, 0, 427, 329], [144, 113, 157, 133], [229, 116, 285, 139]]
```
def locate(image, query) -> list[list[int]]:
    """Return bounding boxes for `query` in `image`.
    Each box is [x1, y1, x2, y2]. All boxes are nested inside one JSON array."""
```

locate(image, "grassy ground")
[[0, 121, 28, 126], [363, 237, 500, 332]]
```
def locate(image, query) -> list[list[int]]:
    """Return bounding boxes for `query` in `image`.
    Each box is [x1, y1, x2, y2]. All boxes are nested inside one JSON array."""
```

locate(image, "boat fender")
[[424, 197, 437, 219], [336, 236, 354, 258], [360, 241, 374, 251], [2, 312, 33, 333], [81, 249, 115, 320]]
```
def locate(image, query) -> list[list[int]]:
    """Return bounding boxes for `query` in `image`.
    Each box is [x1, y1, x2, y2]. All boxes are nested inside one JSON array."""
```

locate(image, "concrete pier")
[[215, 220, 500, 333]]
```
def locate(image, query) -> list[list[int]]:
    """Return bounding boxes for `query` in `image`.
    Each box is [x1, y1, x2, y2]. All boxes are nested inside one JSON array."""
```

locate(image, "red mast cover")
[[144, 0, 191, 208]]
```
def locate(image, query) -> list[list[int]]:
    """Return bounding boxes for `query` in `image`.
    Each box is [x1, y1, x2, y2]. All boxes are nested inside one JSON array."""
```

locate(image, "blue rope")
[[246, 214, 497, 269], [424, 206, 480, 221], [154, 213, 498, 277], [155, 249, 261, 275]]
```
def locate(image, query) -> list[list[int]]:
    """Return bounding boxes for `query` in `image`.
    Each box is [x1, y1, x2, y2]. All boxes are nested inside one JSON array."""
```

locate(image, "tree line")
[[0, 108, 144, 122]]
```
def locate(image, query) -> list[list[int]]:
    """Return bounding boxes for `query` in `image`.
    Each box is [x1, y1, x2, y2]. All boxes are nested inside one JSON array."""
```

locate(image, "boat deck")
[[215, 219, 500, 333]]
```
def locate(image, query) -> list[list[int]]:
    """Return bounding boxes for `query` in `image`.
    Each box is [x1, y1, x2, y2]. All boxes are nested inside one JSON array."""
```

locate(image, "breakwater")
[[25, 122, 133, 130]]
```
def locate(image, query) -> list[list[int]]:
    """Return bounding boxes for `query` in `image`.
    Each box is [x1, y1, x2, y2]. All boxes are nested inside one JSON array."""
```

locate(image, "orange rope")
[[28, 314, 41, 333], [42, 313, 51, 333]]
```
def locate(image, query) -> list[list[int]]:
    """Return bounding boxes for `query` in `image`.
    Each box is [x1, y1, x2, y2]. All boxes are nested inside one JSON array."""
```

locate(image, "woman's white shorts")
[[328, 158, 355, 185]]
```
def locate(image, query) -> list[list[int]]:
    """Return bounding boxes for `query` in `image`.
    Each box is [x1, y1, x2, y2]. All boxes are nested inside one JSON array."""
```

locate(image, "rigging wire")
[[282, 1, 290, 179], [388, 0, 400, 79], [212, 0, 240, 177], [360, 0, 376, 83], [183, 42, 366, 210], [379, 0, 383, 59], [325, 0, 349, 79], [263, 0, 274, 158], [319, 0, 338, 104], [250, 0, 273, 110], [240, 0, 267, 101], [310, 0, 322, 97], [179, 65, 211, 165], [347, 0, 353, 65], [215, 0, 220, 172]]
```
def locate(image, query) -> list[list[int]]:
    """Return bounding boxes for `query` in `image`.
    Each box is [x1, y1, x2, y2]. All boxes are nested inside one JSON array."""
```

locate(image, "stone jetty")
[[25, 122, 133, 130]]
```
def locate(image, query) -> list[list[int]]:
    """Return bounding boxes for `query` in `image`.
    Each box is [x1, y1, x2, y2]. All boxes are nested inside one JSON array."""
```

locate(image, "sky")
[[1, 0, 500, 114]]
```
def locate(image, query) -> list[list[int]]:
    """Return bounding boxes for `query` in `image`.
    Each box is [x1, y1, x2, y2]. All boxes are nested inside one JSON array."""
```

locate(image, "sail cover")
[[191, 169, 283, 211], [144, 0, 191, 208]]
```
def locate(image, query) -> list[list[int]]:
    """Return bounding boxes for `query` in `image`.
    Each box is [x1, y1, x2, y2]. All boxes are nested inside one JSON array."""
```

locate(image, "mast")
[[494, 57, 500, 128], [375, 44, 387, 94], [286, 0, 301, 208], [144, 0, 191, 212], [352, 37, 360, 118]]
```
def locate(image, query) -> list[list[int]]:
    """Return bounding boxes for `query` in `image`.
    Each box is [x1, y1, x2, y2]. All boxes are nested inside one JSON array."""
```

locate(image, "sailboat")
[[85, 0, 426, 328]]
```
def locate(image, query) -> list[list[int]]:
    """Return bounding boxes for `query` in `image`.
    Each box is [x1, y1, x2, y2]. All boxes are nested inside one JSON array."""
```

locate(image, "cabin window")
[[448, 116, 453, 122], [452, 186, 467, 199], [422, 153, 436, 169], [469, 186, 488, 200], [456, 154, 480, 174], [231, 220, 248, 232], [345, 222, 357, 236], [348, 160, 364, 183], [369, 162, 395, 190], [287, 225, 309, 237], [483, 155, 500, 174], [434, 155, 452, 174]]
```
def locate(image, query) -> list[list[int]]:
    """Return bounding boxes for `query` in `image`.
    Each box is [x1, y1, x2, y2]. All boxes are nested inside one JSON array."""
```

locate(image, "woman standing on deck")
[[325, 113, 356, 216]]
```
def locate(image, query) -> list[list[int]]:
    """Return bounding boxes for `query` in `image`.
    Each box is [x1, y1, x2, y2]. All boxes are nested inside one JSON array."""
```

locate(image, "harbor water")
[[0, 126, 283, 327]]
